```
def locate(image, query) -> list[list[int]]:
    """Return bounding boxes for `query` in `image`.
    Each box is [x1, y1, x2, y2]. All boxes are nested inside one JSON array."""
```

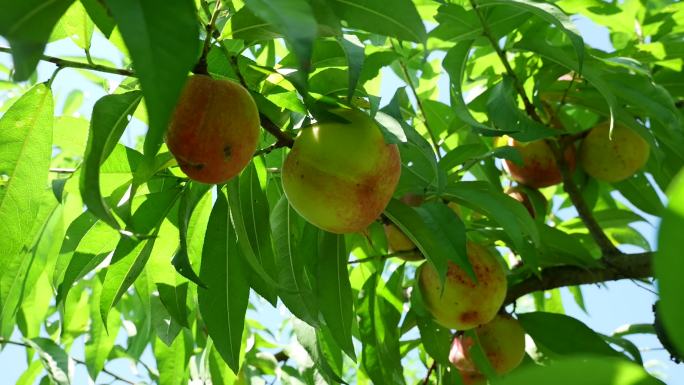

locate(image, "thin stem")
[[548, 139, 621, 255], [228, 55, 294, 148], [347, 249, 418, 264], [0, 46, 134, 77], [50, 168, 77, 174], [505, 252, 652, 306], [193, 0, 223, 75], [423, 360, 437, 385], [0, 338, 136, 385], [392, 41, 442, 158], [470, 0, 541, 122]]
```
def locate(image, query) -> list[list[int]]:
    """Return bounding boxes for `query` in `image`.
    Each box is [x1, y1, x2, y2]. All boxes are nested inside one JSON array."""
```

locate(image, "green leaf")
[[80, 91, 142, 230], [519, 312, 622, 358], [271, 195, 320, 326], [443, 40, 504, 136], [655, 168, 684, 356], [292, 320, 347, 384], [487, 76, 557, 141], [156, 282, 190, 328], [498, 356, 664, 385], [61, 1, 94, 50], [384, 199, 471, 282], [479, 0, 585, 69], [443, 182, 539, 270], [154, 329, 191, 385], [0, 0, 74, 80], [226, 161, 279, 304], [415, 316, 452, 366], [80, 0, 116, 37], [326, 0, 427, 42], [85, 273, 121, 381], [338, 35, 365, 101], [199, 189, 250, 373], [357, 274, 405, 385], [103, 0, 199, 157], [172, 182, 211, 287], [316, 231, 355, 360], [431, 4, 528, 42], [55, 213, 120, 304], [536, 223, 598, 268], [245, 0, 317, 74], [208, 343, 238, 385], [25, 337, 75, 385], [100, 188, 182, 325], [0, 84, 54, 323]]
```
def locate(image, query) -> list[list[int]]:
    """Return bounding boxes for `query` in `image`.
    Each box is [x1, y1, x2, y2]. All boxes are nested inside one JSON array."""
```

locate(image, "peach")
[[503, 138, 575, 188], [282, 108, 401, 234], [165, 75, 260, 184], [449, 314, 526, 375], [579, 122, 650, 182], [418, 242, 507, 330]]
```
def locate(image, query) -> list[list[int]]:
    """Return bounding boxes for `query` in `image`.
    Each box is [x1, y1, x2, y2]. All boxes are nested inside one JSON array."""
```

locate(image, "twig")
[[0, 338, 137, 385], [549, 139, 621, 255], [423, 360, 437, 385], [228, 55, 295, 148], [50, 168, 77, 174], [392, 41, 442, 158], [504, 252, 652, 305], [193, 0, 223, 75], [470, 0, 541, 122], [347, 249, 419, 264], [0, 46, 134, 77]]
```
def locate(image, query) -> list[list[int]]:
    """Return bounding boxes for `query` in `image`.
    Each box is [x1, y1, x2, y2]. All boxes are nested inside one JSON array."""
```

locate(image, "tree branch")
[[470, 0, 541, 123], [505, 252, 652, 306], [0, 338, 137, 385], [423, 360, 437, 385], [193, 0, 222, 75], [0, 46, 134, 77], [549, 139, 621, 256]]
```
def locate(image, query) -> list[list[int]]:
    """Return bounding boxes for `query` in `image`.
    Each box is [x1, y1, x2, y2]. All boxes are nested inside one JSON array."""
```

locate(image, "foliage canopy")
[[0, 0, 683, 384]]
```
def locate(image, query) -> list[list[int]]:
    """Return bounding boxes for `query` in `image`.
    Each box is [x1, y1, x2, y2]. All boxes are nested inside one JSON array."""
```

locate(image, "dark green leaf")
[[316, 231, 355, 360], [80, 0, 116, 37], [245, 0, 317, 73], [199, 189, 250, 373], [338, 35, 365, 101], [498, 356, 663, 385], [0, 0, 74, 79], [172, 182, 211, 287], [655, 169, 684, 356], [103, 0, 199, 157], [157, 282, 190, 328], [326, 0, 427, 42], [271, 195, 320, 326], [519, 312, 622, 358]]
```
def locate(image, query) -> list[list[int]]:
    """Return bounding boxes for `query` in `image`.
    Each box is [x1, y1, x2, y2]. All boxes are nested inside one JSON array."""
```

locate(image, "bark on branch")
[[505, 252, 653, 306]]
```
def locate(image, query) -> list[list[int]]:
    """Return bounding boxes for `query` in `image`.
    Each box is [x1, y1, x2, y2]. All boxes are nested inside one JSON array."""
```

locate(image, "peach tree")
[[0, 0, 682, 384]]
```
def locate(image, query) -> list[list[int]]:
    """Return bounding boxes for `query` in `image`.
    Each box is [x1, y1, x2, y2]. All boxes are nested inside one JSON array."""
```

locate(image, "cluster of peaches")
[[165, 75, 650, 383]]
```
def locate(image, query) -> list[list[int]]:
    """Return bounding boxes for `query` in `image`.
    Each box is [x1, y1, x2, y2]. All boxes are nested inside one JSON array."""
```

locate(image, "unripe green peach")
[[418, 242, 507, 330], [579, 122, 650, 182], [282, 108, 401, 234], [166, 75, 260, 184], [503, 138, 575, 188], [449, 314, 526, 375]]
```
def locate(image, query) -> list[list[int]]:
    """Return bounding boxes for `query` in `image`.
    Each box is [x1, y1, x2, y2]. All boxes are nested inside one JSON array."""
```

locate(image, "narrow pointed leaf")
[[80, 91, 142, 230], [25, 337, 75, 385], [317, 231, 355, 360], [0, 0, 74, 79], [0, 84, 54, 321], [199, 190, 249, 373], [103, 0, 199, 157]]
